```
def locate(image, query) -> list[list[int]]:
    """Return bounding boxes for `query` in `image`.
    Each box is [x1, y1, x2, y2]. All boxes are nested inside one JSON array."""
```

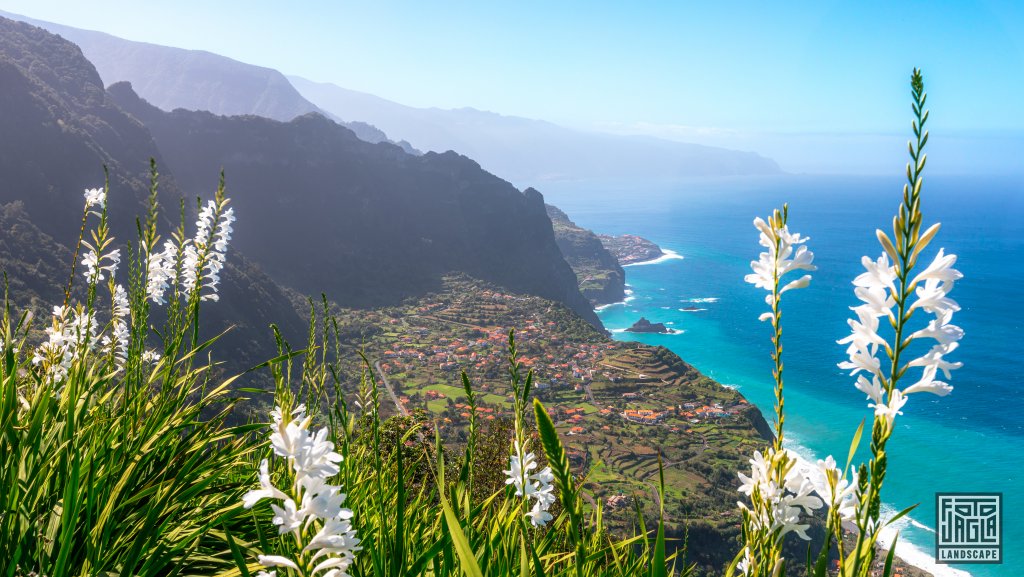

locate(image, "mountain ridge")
[[0, 10, 419, 154], [106, 79, 602, 328]]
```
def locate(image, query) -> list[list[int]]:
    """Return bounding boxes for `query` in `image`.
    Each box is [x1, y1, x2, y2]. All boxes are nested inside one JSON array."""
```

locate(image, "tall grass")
[[0, 164, 685, 576]]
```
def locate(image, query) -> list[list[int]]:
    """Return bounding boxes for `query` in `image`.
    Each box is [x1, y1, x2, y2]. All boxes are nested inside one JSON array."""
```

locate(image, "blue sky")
[[3, 1, 1022, 173]]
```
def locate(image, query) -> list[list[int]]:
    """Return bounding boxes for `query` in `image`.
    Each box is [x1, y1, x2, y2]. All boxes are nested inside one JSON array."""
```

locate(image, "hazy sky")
[[3, 1, 1022, 173]]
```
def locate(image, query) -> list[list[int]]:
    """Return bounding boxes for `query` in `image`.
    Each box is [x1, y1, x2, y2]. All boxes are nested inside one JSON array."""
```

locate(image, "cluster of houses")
[[622, 408, 667, 424], [377, 292, 619, 395]]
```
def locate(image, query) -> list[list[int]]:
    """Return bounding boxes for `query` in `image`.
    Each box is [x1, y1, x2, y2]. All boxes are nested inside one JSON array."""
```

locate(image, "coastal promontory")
[[598, 233, 664, 265]]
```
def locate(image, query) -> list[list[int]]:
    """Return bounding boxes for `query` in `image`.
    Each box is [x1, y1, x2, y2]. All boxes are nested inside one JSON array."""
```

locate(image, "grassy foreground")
[[0, 169, 685, 577]]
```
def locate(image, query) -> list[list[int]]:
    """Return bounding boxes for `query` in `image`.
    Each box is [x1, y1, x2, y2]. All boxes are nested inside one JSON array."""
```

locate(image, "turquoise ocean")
[[541, 174, 1022, 577]]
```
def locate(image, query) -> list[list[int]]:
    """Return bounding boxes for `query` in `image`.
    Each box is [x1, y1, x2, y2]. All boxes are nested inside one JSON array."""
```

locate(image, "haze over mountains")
[[0, 15, 600, 368], [0, 10, 419, 153], [0, 10, 779, 183], [289, 75, 780, 182]]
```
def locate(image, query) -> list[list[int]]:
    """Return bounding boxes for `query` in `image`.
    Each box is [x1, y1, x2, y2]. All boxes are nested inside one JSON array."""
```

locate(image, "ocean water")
[[541, 174, 1023, 577]]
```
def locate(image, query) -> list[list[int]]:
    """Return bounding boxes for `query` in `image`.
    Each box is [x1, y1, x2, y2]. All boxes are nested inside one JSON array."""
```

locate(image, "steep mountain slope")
[[288, 75, 781, 182], [108, 82, 601, 328], [545, 204, 625, 306], [0, 16, 308, 370], [0, 10, 417, 153]]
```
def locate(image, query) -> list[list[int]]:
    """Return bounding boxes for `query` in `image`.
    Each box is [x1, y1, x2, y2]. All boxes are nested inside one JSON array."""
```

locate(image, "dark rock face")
[[624, 317, 670, 334], [0, 16, 309, 371], [545, 204, 626, 306], [0, 16, 603, 366], [107, 84, 602, 329]]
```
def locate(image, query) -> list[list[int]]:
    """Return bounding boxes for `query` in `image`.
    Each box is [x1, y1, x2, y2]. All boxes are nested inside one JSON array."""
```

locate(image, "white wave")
[[623, 248, 685, 267], [910, 518, 936, 533], [594, 292, 636, 311], [876, 505, 974, 577], [683, 297, 719, 303], [609, 328, 629, 333], [677, 307, 707, 313]]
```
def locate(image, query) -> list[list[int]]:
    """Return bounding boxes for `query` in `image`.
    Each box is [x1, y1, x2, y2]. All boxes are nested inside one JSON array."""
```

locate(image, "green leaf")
[[437, 428, 483, 577], [846, 419, 865, 472]]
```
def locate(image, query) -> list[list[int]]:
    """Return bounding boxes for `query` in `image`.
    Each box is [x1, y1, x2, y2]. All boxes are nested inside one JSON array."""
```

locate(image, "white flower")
[[910, 278, 959, 320], [146, 240, 179, 305], [182, 202, 235, 302], [745, 216, 815, 322], [805, 456, 859, 524], [245, 404, 359, 574], [32, 306, 98, 385], [737, 547, 752, 576], [870, 389, 907, 425], [526, 502, 553, 527], [243, 459, 289, 509], [737, 448, 821, 541], [304, 517, 361, 557], [838, 340, 882, 378], [901, 364, 953, 396], [854, 254, 897, 294], [854, 375, 885, 404], [180, 243, 200, 295], [257, 555, 299, 569], [293, 428, 343, 484], [81, 247, 121, 283], [504, 451, 556, 527], [909, 318, 964, 346], [780, 274, 812, 294], [270, 499, 304, 535], [854, 285, 895, 319], [503, 452, 539, 495], [910, 248, 962, 286], [907, 342, 962, 379], [112, 284, 129, 319], [84, 187, 105, 209]]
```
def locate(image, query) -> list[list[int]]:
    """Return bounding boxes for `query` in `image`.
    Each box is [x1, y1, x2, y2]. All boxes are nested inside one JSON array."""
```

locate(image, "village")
[[363, 285, 751, 439]]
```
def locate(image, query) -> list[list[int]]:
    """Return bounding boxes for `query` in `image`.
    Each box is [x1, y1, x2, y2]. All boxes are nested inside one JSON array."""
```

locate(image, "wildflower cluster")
[[804, 456, 858, 529], [838, 246, 962, 422], [146, 197, 234, 305], [737, 448, 822, 542], [504, 451, 556, 527], [181, 199, 235, 302], [100, 284, 130, 368], [146, 239, 179, 305], [244, 404, 360, 577], [732, 70, 963, 577], [31, 305, 98, 384]]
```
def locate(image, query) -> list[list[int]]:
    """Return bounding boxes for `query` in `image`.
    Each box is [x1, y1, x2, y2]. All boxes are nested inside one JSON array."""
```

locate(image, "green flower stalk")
[[836, 69, 964, 577], [732, 207, 819, 577]]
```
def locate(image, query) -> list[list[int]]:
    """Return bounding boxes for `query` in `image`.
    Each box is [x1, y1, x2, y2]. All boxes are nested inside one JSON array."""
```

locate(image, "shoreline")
[[622, 248, 685, 267], [598, 250, 966, 577]]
